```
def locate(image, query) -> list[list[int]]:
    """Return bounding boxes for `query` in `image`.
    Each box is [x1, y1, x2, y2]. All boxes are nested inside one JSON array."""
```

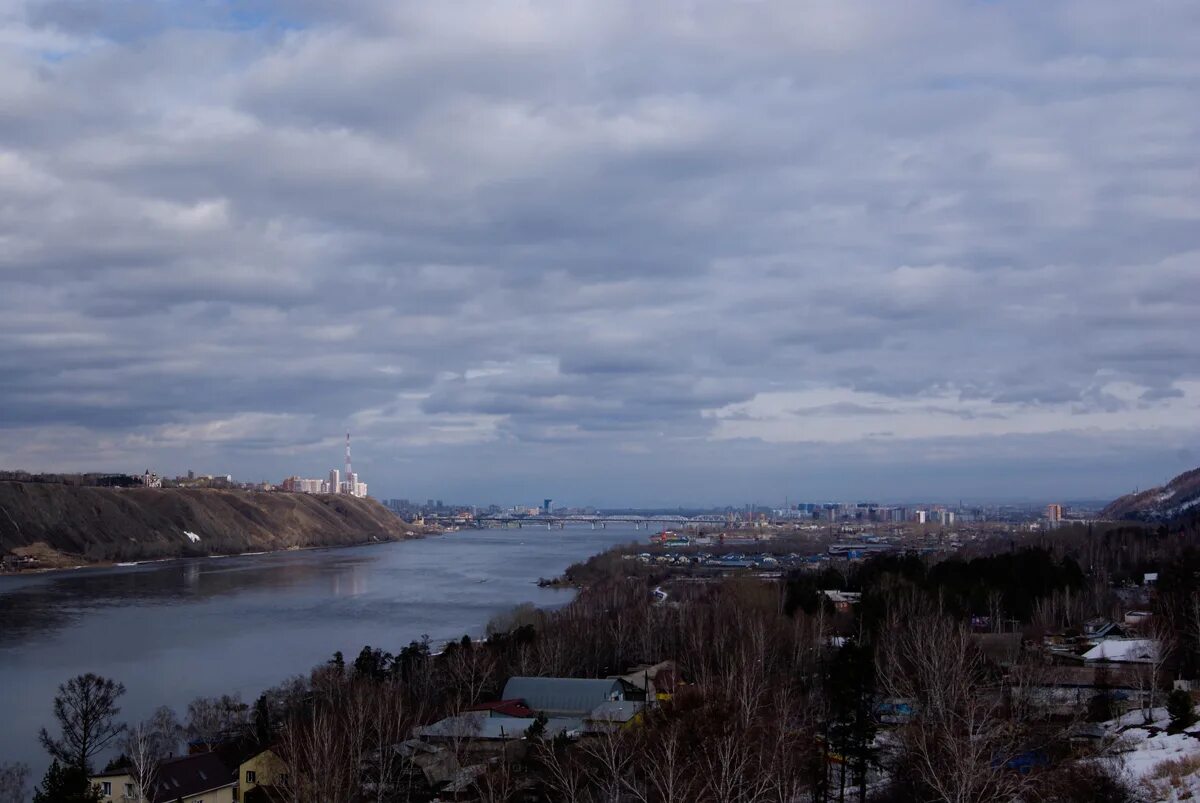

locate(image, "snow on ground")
[[183, 530, 201, 543], [1108, 708, 1200, 802]]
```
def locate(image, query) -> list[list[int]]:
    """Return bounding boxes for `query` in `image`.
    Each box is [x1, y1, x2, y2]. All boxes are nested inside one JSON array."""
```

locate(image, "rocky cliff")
[[0, 482, 411, 564], [1102, 466, 1200, 521]]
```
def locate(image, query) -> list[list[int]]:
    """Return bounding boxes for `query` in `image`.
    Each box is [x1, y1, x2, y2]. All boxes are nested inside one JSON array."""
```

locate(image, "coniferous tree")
[[1167, 688, 1196, 733], [253, 694, 273, 745], [32, 760, 102, 803]]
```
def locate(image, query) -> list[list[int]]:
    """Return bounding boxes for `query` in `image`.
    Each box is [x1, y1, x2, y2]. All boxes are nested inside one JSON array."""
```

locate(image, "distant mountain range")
[[1102, 466, 1200, 521]]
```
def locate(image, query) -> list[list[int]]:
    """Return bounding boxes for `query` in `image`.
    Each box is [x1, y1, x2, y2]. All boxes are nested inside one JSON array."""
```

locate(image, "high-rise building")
[[329, 469, 340, 494], [1046, 504, 1063, 524]]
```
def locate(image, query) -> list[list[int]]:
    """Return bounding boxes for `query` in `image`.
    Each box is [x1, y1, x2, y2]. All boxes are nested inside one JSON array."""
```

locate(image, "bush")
[[1167, 688, 1196, 733]]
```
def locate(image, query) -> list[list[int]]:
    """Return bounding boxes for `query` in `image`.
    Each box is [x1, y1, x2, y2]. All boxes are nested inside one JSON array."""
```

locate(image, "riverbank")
[[0, 481, 422, 570], [0, 531, 444, 578]]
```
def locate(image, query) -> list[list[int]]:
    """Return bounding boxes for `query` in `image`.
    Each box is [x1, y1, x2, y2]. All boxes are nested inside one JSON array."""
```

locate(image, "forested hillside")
[[1103, 466, 1200, 521]]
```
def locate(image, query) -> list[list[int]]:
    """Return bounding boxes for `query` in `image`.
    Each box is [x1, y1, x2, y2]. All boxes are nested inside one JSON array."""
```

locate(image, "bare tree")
[[0, 763, 29, 803], [1133, 616, 1177, 723], [986, 590, 1004, 633], [762, 690, 809, 803], [877, 600, 1035, 803], [39, 673, 126, 774], [122, 707, 182, 803], [443, 637, 497, 708], [185, 693, 249, 751], [626, 721, 695, 803], [700, 725, 771, 803], [477, 753, 518, 803], [274, 702, 358, 803], [580, 727, 633, 803], [364, 679, 418, 803], [536, 739, 589, 803]]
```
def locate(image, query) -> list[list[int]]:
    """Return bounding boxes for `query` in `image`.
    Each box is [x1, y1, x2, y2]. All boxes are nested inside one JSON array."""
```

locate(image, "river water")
[[0, 525, 643, 782]]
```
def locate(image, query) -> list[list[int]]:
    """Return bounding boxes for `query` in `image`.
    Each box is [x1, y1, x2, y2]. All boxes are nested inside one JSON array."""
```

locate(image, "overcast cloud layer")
[[1, 0, 1198, 506]]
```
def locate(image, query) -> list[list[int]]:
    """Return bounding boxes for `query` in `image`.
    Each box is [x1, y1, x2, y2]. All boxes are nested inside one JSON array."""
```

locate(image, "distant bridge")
[[474, 514, 730, 530]]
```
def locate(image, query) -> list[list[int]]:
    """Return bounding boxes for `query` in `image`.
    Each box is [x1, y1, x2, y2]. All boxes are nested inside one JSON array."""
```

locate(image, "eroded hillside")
[[0, 482, 410, 564]]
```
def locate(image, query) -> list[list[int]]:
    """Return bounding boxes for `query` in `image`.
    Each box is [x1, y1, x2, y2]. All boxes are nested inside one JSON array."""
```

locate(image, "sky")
[[1, 1, 1198, 507]]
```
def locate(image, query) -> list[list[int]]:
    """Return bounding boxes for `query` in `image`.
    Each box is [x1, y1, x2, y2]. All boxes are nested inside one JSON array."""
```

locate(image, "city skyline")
[[1, 1, 1198, 505]]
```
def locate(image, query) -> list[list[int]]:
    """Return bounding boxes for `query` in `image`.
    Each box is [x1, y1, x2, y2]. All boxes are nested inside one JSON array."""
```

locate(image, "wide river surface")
[[0, 526, 643, 780]]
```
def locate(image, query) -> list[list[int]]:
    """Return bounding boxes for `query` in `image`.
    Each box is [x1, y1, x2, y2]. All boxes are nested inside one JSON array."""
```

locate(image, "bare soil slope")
[[0, 482, 409, 563]]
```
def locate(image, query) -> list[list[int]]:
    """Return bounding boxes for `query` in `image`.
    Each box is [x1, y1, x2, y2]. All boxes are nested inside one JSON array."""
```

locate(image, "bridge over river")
[[474, 514, 731, 530]]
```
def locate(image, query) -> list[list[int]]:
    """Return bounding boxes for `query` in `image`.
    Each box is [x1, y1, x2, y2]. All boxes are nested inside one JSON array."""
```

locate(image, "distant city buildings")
[[279, 434, 367, 497]]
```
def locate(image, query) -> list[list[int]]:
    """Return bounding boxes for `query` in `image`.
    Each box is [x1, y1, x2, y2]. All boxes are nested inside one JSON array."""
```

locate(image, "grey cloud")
[[1, 0, 1198, 502]]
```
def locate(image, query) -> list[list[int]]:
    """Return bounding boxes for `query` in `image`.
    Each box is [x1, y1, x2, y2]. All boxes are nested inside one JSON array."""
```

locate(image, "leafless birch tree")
[[121, 706, 181, 803]]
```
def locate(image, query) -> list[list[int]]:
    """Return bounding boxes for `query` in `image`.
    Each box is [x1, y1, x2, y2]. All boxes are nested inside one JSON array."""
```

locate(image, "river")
[[0, 525, 643, 783]]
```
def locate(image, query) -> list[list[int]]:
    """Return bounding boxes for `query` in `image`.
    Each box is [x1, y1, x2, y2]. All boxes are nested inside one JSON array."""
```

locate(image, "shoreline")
[[0, 530, 442, 580]]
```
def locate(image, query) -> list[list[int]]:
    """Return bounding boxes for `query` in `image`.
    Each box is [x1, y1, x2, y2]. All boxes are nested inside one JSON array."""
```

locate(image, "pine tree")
[[253, 694, 272, 745], [32, 760, 102, 803], [1167, 689, 1196, 733]]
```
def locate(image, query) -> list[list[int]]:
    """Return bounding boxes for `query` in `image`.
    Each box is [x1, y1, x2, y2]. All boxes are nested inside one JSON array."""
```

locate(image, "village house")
[[584, 700, 646, 734], [1082, 638, 1159, 664], [92, 753, 236, 803], [501, 676, 627, 717], [238, 747, 288, 803], [820, 589, 862, 613], [609, 660, 677, 700]]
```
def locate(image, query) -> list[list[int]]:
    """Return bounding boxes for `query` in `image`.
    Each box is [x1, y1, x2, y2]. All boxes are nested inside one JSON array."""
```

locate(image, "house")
[[238, 748, 287, 803], [465, 699, 536, 718], [93, 753, 236, 803], [501, 677, 626, 717], [414, 711, 582, 742], [610, 660, 677, 701], [1026, 665, 1143, 711], [584, 701, 645, 734], [820, 590, 862, 612], [1082, 639, 1159, 664], [394, 739, 459, 789], [1124, 611, 1154, 628], [92, 769, 136, 803], [1083, 618, 1125, 640]]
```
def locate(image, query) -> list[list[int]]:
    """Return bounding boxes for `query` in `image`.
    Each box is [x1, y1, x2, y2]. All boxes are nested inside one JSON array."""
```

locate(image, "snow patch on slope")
[[183, 530, 201, 543], [1110, 708, 1200, 802]]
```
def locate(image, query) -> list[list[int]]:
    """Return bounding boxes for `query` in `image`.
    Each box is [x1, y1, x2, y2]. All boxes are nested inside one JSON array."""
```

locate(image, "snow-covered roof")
[[1081, 638, 1158, 664], [413, 711, 582, 741]]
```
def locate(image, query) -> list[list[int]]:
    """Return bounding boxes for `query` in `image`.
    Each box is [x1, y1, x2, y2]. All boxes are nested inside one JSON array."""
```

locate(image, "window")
[[101, 781, 112, 795], [245, 770, 257, 783], [124, 784, 134, 798]]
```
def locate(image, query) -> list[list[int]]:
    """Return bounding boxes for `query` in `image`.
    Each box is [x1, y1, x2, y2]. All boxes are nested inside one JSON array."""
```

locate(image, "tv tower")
[[345, 432, 352, 480]]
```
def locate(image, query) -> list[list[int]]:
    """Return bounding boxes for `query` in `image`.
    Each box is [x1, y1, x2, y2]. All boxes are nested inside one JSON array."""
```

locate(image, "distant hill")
[[0, 482, 411, 565], [1102, 466, 1200, 521]]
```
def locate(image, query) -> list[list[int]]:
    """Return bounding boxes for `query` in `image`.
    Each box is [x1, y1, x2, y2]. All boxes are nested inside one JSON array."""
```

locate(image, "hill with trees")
[[1103, 466, 1200, 521]]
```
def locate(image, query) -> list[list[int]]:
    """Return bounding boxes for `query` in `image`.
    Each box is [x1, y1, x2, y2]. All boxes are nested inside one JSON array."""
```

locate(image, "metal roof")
[[414, 712, 582, 741], [502, 676, 625, 716], [587, 700, 645, 722]]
